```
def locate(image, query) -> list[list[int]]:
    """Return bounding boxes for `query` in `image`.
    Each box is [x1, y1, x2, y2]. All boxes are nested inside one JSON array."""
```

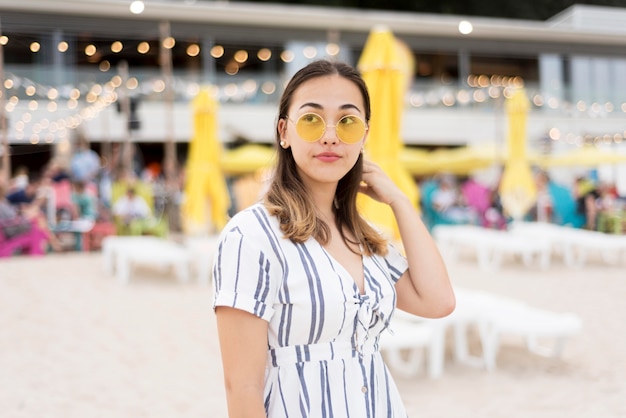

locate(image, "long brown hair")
[[264, 60, 388, 256]]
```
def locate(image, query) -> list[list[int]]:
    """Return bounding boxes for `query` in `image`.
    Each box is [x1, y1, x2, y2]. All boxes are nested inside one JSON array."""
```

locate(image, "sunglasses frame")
[[286, 112, 368, 144]]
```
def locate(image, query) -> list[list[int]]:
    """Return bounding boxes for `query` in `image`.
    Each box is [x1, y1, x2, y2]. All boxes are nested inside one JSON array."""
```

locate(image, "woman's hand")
[[359, 160, 406, 206]]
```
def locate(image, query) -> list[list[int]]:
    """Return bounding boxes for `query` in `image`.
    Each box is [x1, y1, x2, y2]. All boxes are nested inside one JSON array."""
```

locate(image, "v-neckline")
[[317, 240, 367, 296]]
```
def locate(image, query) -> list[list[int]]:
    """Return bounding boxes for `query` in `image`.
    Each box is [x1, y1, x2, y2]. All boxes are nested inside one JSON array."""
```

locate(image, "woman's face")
[[278, 74, 368, 190]]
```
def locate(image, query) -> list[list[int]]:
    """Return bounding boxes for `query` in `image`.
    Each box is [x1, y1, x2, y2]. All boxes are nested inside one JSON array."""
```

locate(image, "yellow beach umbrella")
[[401, 144, 542, 176], [182, 89, 231, 234], [400, 145, 501, 176], [399, 147, 436, 175], [357, 26, 418, 239], [221, 143, 276, 176], [429, 146, 499, 174], [498, 89, 537, 219]]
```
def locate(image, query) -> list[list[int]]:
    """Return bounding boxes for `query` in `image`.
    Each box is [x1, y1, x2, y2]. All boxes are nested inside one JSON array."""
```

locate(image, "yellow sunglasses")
[[287, 112, 367, 144]]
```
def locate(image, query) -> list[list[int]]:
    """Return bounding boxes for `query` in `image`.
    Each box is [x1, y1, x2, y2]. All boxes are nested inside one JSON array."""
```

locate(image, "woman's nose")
[[320, 125, 338, 144]]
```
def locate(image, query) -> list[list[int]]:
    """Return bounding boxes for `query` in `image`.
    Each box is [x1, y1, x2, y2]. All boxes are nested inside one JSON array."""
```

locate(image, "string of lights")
[[0, 32, 624, 148]]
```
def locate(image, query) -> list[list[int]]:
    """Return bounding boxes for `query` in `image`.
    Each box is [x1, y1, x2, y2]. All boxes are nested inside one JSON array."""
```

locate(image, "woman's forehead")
[[290, 75, 364, 112]]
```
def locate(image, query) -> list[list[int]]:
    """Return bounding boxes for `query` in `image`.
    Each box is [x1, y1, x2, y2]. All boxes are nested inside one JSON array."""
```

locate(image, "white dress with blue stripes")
[[213, 203, 409, 418]]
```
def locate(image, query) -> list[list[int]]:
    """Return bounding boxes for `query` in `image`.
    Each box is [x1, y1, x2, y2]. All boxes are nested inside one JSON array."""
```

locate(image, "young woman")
[[213, 60, 455, 417]]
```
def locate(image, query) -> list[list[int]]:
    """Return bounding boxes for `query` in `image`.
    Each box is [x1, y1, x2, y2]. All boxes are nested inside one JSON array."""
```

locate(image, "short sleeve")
[[212, 228, 281, 322], [384, 242, 408, 283]]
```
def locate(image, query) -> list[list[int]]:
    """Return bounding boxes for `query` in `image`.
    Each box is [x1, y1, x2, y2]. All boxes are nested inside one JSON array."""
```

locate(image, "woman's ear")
[[278, 118, 287, 141]]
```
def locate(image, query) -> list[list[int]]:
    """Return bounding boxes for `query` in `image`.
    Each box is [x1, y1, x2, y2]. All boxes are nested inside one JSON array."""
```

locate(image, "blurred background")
[[0, 0, 625, 246]]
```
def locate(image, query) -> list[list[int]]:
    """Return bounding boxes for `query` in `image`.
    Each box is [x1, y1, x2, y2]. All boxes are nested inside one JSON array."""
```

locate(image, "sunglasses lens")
[[336, 115, 366, 144], [296, 113, 325, 142]]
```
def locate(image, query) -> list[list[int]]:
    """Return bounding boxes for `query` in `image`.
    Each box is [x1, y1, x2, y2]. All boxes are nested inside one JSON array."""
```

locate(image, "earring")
[[360, 146, 364, 154], [280, 140, 287, 148]]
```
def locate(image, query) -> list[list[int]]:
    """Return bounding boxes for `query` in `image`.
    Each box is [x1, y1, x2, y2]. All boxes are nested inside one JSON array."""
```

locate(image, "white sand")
[[1, 249, 625, 418]]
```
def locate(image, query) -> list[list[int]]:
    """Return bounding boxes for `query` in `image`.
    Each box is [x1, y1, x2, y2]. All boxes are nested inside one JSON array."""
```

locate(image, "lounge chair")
[[380, 287, 583, 378], [453, 288, 583, 371], [433, 224, 551, 270], [379, 312, 446, 379], [509, 221, 626, 267], [184, 234, 221, 285], [102, 235, 193, 284]]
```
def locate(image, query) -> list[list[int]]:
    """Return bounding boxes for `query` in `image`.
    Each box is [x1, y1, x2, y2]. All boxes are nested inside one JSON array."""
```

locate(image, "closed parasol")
[[498, 89, 537, 220], [357, 26, 418, 239], [181, 89, 231, 234]]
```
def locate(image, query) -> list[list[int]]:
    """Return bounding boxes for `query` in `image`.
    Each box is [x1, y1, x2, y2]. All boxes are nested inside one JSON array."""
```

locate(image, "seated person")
[[5, 175, 65, 252], [573, 176, 600, 230], [9, 166, 30, 192], [0, 185, 33, 238], [112, 185, 165, 236], [431, 174, 478, 224], [6, 177, 40, 208], [530, 170, 553, 223], [71, 181, 97, 224], [48, 181, 99, 250], [0, 182, 51, 256]]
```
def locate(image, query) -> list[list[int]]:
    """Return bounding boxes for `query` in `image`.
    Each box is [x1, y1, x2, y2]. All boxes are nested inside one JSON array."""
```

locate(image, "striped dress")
[[213, 203, 409, 418]]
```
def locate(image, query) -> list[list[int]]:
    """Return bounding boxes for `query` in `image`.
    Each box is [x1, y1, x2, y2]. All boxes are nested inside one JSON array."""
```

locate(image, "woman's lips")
[[315, 152, 341, 162]]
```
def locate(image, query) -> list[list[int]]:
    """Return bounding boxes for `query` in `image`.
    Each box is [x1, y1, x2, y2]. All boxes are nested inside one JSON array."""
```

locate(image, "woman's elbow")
[[440, 293, 457, 317], [429, 291, 456, 318]]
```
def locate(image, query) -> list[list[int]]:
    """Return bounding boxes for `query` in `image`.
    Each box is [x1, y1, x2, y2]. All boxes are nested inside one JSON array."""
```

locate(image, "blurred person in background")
[[70, 135, 100, 184], [2, 175, 63, 252], [9, 166, 29, 192], [431, 173, 478, 224], [573, 176, 600, 230]]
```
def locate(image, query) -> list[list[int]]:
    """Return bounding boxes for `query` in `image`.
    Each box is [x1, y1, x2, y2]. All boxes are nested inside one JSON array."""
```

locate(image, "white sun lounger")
[[184, 235, 221, 285], [432, 224, 551, 271], [102, 235, 193, 284], [452, 288, 583, 371], [379, 314, 446, 379], [477, 305, 583, 370], [380, 287, 582, 378], [509, 221, 626, 267]]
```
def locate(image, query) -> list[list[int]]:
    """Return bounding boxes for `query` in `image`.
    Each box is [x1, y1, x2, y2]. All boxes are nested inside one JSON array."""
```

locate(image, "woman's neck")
[[308, 187, 337, 220]]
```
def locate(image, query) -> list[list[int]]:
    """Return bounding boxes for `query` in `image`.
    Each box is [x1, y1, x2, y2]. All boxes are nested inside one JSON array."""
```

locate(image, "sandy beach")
[[1, 248, 625, 418]]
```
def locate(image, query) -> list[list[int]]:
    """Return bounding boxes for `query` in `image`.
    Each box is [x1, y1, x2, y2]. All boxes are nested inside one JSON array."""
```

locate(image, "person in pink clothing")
[[0, 182, 49, 257]]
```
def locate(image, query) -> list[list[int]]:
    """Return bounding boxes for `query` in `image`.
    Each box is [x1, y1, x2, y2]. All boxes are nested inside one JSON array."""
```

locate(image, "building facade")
[[0, 0, 625, 183]]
